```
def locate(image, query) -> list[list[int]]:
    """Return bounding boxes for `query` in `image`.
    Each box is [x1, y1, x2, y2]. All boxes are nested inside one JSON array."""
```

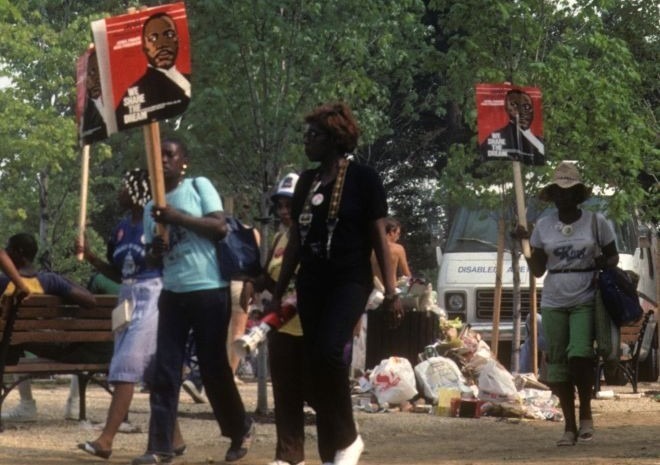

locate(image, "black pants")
[[296, 275, 369, 463], [268, 330, 306, 464], [147, 288, 250, 456]]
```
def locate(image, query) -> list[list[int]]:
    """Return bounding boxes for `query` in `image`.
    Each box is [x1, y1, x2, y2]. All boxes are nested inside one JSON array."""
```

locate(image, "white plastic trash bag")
[[369, 356, 418, 405], [414, 356, 470, 403], [477, 358, 519, 403]]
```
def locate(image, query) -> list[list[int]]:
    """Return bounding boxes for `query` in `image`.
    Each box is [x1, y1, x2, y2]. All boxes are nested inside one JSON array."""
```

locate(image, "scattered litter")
[[596, 390, 615, 399], [369, 357, 418, 405]]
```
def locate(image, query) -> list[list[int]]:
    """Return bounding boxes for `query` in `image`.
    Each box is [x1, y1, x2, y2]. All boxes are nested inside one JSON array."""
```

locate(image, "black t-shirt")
[[292, 162, 388, 286]]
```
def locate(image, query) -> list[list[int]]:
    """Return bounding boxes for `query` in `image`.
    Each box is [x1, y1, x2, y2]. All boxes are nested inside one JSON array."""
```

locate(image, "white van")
[[435, 197, 657, 372]]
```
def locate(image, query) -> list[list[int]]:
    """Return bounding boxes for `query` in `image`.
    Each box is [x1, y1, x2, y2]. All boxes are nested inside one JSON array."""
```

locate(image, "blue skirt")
[[108, 276, 162, 383]]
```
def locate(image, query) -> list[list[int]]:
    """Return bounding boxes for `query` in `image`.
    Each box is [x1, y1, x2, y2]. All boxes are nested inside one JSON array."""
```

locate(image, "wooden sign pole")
[[142, 125, 158, 199], [529, 273, 538, 376], [512, 161, 531, 258], [76, 144, 90, 261], [143, 121, 167, 240], [491, 216, 505, 359]]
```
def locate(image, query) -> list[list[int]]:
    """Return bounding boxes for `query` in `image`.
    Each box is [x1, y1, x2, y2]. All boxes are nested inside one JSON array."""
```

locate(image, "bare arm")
[[272, 225, 301, 302], [597, 241, 619, 269], [527, 247, 548, 278], [513, 225, 547, 278], [371, 219, 398, 297], [74, 237, 121, 283], [370, 250, 384, 284], [152, 207, 228, 241], [67, 282, 97, 309], [371, 218, 404, 327], [0, 249, 30, 297], [393, 243, 412, 277]]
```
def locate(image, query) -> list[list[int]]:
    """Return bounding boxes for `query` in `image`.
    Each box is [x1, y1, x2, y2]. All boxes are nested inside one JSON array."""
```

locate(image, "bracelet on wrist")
[[383, 293, 399, 302]]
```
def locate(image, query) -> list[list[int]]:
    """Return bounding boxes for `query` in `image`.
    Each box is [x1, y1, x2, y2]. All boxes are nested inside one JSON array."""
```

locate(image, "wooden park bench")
[[0, 294, 117, 431], [594, 309, 657, 395]]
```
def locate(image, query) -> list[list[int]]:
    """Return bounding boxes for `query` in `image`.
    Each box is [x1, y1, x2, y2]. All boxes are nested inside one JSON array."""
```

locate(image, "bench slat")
[[5, 307, 114, 319], [10, 332, 114, 344], [5, 362, 109, 373], [9, 320, 112, 331]]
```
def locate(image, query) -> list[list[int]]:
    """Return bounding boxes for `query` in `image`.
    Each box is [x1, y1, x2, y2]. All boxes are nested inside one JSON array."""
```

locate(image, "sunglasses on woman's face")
[[303, 126, 327, 142]]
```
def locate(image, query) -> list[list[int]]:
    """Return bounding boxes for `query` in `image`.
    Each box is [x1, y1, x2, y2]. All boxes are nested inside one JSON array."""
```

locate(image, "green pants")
[[541, 303, 594, 383]]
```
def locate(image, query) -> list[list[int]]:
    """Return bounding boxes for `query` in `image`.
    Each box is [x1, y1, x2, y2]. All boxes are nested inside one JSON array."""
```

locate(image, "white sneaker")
[[334, 434, 363, 465], [267, 461, 305, 465], [182, 379, 207, 404], [64, 396, 79, 420], [1, 399, 37, 422]]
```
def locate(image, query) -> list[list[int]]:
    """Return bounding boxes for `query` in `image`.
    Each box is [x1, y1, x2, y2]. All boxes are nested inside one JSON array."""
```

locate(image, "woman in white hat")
[[519, 161, 619, 446]]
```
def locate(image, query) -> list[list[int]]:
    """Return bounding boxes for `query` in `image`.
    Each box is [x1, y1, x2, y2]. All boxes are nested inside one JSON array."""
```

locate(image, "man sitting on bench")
[[1, 233, 109, 422]]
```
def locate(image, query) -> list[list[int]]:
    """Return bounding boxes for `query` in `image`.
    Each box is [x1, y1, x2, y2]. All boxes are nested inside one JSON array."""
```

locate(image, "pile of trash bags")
[[353, 318, 562, 421]]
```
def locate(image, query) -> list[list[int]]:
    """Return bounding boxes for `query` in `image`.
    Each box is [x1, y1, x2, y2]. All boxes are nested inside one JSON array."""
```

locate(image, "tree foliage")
[[426, 0, 657, 222], [0, 0, 656, 282], [184, 1, 430, 214]]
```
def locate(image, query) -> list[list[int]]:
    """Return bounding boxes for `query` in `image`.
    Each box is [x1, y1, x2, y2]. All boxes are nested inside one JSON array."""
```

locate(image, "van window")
[[444, 209, 500, 253], [445, 197, 636, 255]]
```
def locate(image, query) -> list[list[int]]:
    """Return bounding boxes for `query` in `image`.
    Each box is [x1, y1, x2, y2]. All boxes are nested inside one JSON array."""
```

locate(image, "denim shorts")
[[108, 276, 162, 383]]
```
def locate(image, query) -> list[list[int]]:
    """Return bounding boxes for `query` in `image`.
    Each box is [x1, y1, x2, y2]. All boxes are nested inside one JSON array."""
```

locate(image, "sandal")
[[131, 453, 173, 465], [578, 420, 594, 442], [77, 441, 112, 459], [556, 431, 576, 447]]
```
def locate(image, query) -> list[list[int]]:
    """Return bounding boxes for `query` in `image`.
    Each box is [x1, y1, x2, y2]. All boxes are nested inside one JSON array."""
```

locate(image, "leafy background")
[[0, 0, 657, 285]]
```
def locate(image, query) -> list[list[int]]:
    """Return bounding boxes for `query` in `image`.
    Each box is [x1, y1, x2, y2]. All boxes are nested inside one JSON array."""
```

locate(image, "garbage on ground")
[[352, 318, 566, 422], [414, 355, 473, 403], [369, 356, 418, 405], [596, 390, 615, 399], [476, 358, 520, 404]]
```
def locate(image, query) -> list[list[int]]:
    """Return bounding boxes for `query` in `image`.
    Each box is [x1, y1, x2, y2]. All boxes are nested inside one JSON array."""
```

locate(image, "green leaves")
[[0, 0, 656, 279]]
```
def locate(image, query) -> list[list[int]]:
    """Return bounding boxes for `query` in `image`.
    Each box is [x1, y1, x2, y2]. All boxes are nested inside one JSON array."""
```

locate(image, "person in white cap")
[[248, 172, 307, 465], [516, 161, 619, 446]]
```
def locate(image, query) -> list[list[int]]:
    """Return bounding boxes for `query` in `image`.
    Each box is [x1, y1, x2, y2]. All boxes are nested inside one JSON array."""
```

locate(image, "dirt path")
[[0, 378, 658, 465]]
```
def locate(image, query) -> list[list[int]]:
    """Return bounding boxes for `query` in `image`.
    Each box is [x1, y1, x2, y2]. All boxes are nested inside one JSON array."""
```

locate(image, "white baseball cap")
[[271, 173, 299, 201]]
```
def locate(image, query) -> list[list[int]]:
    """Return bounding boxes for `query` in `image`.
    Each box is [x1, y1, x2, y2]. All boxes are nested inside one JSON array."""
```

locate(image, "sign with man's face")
[[91, 2, 191, 134], [76, 46, 109, 145], [476, 83, 545, 166]]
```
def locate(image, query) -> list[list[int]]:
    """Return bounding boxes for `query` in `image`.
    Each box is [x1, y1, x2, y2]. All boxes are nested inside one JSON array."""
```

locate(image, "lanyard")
[[298, 158, 349, 258]]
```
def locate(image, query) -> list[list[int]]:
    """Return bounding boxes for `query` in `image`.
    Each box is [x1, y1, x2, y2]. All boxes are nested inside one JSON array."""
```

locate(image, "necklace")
[[554, 221, 574, 236], [298, 158, 349, 257]]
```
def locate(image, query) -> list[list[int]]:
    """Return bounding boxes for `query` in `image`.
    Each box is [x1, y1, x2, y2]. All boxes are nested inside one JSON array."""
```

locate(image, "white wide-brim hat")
[[539, 161, 591, 202]]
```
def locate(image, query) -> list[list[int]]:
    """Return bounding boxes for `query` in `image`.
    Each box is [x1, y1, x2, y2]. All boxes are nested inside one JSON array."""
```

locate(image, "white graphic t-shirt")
[[531, 210, 616, 308]]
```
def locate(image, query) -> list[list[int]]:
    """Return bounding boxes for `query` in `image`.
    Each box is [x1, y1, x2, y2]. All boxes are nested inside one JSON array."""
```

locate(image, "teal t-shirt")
[[144, 177, 228, 292]]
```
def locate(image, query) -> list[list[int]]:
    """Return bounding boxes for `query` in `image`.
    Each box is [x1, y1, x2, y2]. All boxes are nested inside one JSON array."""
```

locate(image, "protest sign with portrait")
[[76, 46, 109, 145], [91, 2, 191, 134], [476, 83, 545, 166]]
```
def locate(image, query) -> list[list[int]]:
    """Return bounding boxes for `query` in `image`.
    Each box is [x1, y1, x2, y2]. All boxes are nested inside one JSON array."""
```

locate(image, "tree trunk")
[[37, 170, 52, 271]]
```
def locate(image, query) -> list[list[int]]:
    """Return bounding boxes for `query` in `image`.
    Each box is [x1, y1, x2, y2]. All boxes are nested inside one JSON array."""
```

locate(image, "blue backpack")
[[217, 216, 262, 281], [192, 178, 261, 281]]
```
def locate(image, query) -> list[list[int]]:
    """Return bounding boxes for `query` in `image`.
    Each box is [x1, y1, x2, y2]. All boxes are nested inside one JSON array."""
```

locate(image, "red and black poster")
[[476, 83, 545, 166], [76, 46, 109, 145], [91, 2, 191, 134]]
